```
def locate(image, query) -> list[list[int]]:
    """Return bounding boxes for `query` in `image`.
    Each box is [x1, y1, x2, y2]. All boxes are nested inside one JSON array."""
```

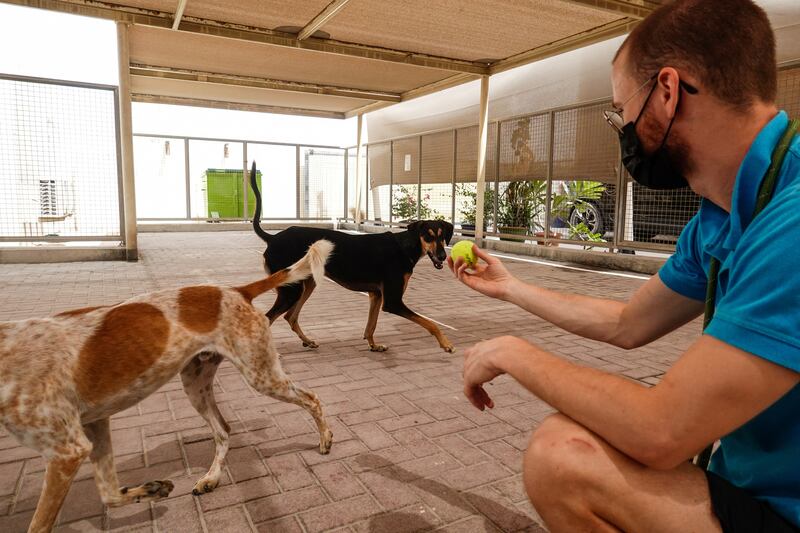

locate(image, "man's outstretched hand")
[[447, 245, 515, 300]]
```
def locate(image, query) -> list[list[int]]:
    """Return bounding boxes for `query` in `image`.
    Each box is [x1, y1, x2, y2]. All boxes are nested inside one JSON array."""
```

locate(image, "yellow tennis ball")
[[451, 240, 477, 267]]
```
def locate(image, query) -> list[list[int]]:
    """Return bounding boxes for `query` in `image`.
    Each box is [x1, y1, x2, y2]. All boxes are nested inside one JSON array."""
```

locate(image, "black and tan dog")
[[249, 163, 455, 353]]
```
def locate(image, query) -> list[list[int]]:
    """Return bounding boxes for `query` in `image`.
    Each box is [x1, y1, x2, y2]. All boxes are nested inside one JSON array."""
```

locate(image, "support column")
[[354, 114, 364, 228], [116, 22, 138, 261], [474, 75, 490, 246]]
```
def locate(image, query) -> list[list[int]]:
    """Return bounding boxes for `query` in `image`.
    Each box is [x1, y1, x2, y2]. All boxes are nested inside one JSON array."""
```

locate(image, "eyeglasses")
[[603, 73, 698, 134]]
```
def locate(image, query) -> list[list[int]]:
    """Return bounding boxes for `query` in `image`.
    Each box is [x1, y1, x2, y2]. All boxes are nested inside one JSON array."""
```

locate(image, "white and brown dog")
[[0, 240, 335, 533]]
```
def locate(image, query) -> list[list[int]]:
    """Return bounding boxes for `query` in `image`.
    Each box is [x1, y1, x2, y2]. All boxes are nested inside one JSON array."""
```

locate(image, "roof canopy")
[[5, 0, 661, 118]]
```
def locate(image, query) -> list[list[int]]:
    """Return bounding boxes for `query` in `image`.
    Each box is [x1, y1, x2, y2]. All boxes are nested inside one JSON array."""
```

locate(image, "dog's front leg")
[[84, 418, 173, 507], [381, 283, 455, 353], [29, 441, 91, 533], [364, 291, 387, 352]]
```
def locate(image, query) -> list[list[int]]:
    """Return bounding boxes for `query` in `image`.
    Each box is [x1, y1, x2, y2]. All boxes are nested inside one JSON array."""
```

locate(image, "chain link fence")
[[0, 74, 122, 243], [353, 64, 800, 253], [162, 63, 790, 252]]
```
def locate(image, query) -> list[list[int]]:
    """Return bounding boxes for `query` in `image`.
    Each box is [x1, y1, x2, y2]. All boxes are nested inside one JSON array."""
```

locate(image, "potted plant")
[[497, 180, 547, 240], [457, 184, 494, 231]]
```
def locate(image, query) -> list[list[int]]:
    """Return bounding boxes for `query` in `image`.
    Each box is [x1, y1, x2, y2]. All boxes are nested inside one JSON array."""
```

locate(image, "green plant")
[[568, 221, 604, 242], [497, 180, 547, 231], [551, 180, 605, 221], [456, 184, 494, 226], [392, 185, 435, 220]]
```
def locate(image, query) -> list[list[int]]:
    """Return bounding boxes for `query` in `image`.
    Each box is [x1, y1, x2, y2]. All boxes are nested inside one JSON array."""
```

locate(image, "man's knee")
[[523, 414, 605, 503]]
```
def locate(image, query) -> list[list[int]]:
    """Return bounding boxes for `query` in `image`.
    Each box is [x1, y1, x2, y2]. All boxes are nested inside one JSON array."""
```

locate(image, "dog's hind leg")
[[265, 285, 301, 324], [364, 291, 387, 352], [236, 338, 332, 455], [284, 278, 318, 348], [265, 379, 333, 454], [179, 353, 230, 495], [84, 417, 173, 506]]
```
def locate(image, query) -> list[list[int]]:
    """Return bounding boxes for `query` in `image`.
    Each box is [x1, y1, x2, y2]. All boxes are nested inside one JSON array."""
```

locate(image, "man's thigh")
[[526, 414, 721, 532]]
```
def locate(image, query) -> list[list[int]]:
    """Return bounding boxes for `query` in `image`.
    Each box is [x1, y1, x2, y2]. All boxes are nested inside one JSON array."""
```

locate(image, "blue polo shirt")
[[659, 111, 800, 526]]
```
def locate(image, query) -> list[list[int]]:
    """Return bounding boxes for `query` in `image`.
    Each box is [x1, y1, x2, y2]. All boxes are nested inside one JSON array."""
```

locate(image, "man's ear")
[[406, 220, 420, 233], [443, 222, 454, 244]]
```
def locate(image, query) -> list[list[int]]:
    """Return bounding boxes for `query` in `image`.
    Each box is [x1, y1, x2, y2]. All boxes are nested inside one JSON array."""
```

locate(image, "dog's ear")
[[406, 220, 421, 233], [442, 222, 454, 244]]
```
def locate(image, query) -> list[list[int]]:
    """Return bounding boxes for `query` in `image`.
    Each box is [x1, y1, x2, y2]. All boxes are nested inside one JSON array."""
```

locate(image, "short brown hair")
[[615, 0, 777, 109]]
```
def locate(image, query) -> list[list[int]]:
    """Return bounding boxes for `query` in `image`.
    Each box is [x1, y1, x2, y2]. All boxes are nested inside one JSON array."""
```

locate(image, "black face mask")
[[619, 82, 689, 190]]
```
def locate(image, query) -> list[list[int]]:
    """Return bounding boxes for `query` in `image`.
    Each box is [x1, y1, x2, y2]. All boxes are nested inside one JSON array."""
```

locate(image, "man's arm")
[[450, 246, 704, 349], [463, 334, 800, 469]]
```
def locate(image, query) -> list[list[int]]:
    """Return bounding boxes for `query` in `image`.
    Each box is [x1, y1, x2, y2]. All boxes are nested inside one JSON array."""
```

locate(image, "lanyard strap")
[[695, 118, 799, 471], [703, 118, 800, 330]]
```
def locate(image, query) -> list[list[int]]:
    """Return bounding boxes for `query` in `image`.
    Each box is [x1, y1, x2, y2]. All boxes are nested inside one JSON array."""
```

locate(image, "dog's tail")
[[250, 161, 272, 244], [236, 239, 333, 302]]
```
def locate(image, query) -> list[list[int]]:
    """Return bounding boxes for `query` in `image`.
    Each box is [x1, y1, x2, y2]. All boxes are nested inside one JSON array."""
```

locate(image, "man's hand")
[[463, 335, 532, 410], [447, 245, 516, 300]]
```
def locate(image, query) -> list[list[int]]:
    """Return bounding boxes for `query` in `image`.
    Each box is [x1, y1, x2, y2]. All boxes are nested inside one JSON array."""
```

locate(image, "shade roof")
[[4, 0, 661, 118]]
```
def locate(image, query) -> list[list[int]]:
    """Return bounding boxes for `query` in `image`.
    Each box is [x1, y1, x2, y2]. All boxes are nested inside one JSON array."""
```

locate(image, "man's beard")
[[639, 109, 694, 183]]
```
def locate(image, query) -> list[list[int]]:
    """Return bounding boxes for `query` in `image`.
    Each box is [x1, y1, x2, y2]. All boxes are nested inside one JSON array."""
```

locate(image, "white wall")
[[365, 36, 623, 143]]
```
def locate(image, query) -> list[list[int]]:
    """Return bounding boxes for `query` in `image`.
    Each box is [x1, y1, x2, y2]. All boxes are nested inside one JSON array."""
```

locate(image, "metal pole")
[[544, 111, 555, 246], [451, 129, 457, 224], [296, 145, 301, 219], [613, 148, 626, 253], [417, 135, 423, 220], [184, 138, 191, 219], [242, 141, 248, 220], [354, 114, 364, 227], [494, 121, 501, 233], [389, 141, 394, 226], [343, 148, 348, 222], [116, 22, 138, 261], [474, 75, 490, 245]]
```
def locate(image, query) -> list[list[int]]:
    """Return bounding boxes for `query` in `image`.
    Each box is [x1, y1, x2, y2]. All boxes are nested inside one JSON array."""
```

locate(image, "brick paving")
[[0, 232, 701, 532]]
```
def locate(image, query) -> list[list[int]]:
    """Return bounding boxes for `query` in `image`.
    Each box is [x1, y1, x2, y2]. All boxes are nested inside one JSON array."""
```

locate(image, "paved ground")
[[0, 232, 700, 532]]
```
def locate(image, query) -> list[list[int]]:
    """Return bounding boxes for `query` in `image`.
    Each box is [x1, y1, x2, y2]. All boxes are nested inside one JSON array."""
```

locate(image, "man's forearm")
[[503, 278, 628, 346], [498, 344, 668, 465]]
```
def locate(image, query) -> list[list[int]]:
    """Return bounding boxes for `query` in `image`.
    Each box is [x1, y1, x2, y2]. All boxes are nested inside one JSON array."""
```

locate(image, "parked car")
[[560, 182, 701, 244]]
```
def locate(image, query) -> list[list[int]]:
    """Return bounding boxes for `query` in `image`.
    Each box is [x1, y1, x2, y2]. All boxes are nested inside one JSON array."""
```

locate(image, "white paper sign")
[[404, 154, 411, 172]]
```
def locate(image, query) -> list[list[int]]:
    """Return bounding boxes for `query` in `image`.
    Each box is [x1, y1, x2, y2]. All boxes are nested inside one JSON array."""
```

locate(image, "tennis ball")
[[451, 240, 478, 267]]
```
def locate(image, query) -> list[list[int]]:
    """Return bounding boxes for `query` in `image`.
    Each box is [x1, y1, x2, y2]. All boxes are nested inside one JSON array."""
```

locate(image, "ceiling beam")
[[298, 0, 350, 40], [490, 17, 638, 75], [131, 93, 347, 119], [559, 0, 655, 19], [344, 72, 481, 118], [2, 0, 488, 74], [130, 64, 402, 102], [171, 0, 187, 30]]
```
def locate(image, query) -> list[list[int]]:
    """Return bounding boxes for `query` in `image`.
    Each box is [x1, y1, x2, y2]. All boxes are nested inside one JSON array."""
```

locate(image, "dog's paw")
[[122, 480, 174, 504], [191, 477, 220, 496], [369, 344, 388, 352], [319, 429, 333, 455], [303, 340, 319, 349], [443, 345, 455, 353]]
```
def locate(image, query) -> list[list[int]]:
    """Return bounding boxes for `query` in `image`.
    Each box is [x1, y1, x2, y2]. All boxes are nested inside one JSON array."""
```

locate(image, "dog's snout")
[[436, 249, 447, 262]]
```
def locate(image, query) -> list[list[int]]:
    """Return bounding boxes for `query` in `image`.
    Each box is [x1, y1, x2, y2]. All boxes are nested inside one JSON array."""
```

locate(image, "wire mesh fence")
[[123, 64, 800, 252], [358, 64, 800, 253], [0, 74, 122, 242]]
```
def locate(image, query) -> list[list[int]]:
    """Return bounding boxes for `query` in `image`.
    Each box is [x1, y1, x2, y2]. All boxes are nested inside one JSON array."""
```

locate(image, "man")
[[449, 1, 800, 531]]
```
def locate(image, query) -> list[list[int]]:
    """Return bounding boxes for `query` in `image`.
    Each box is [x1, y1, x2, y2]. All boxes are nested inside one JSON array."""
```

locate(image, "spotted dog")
[[0, 240, 334, 533]]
